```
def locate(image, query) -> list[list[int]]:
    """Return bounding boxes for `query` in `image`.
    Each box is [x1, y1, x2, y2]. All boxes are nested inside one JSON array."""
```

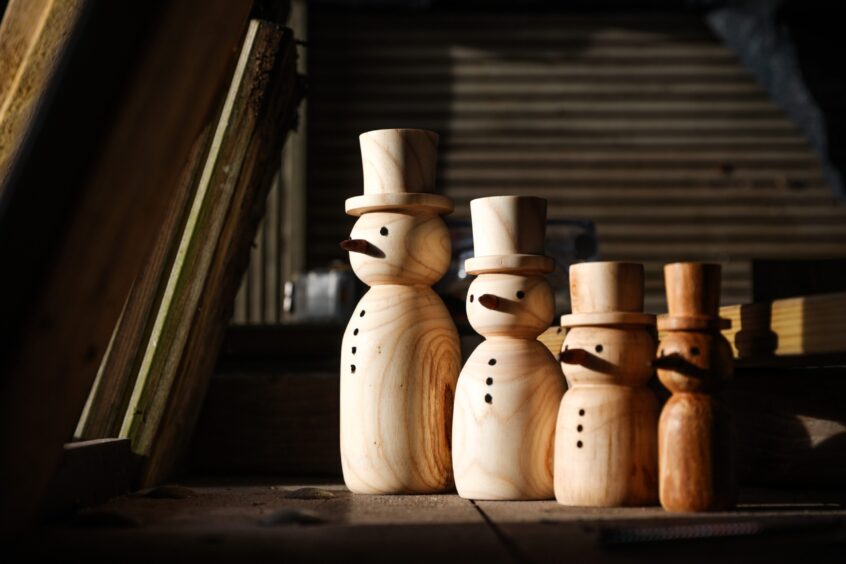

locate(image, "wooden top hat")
[[464, 196, 555, 275], [657, 262, 730, 331], [560, 262, 655, 327], [345, 129, 454, 216]]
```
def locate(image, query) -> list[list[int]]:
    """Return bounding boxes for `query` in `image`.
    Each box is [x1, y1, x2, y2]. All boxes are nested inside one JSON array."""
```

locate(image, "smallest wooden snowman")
[[654, 262, 736, 512], [452, 196, 566, 500], [555, 262, 659, 507]]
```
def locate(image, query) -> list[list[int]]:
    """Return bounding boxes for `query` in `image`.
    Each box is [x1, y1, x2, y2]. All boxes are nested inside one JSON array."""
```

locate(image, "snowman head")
[[654, 332, 733, 393], [560, 326, 656, 387], [466, 273, 553, 339], [343, 210, 450, 286]]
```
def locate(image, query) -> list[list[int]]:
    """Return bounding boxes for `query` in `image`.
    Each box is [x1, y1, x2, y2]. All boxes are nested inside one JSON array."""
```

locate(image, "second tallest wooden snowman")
[[453, 196, 566, 500]]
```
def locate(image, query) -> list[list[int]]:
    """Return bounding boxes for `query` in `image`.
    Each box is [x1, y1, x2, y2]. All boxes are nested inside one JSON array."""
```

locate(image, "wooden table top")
[[22, 478, 846, 563]]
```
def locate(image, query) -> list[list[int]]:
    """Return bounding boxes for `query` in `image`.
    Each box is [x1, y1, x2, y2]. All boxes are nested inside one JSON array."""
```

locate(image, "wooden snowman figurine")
[[554, 262, 659, 506], [452, 196, 566, 500], [654, 262, 736, 512], [339, 128, 461, 494]]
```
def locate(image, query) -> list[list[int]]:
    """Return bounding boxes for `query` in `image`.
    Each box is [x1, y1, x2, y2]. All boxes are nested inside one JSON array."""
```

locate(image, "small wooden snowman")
[[654, 262, 736, 512], [452, 196, 566, 500], [339, 128, 461, 494], [555, 262, 659, 506]]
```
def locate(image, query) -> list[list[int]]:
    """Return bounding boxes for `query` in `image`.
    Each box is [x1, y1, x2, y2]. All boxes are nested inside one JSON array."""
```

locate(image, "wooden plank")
[[19, 477, 846, 561], [719, 292, 846, 359], [120, 22, 301, 486], [0, 0, 51, 108], [26, 481, 511, 563], [0, 0, 87, 191], [475, 493, 846, 563], [74, 125, 213, 440], [0, 0, 253, 536]]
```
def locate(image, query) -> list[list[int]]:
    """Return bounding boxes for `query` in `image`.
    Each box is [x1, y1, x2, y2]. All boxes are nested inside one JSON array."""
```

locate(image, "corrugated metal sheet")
[[263, 9, 846, 317]]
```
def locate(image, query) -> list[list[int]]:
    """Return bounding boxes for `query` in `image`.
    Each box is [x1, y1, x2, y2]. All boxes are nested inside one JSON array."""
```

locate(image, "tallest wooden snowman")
[[339, 129, 461, 494]]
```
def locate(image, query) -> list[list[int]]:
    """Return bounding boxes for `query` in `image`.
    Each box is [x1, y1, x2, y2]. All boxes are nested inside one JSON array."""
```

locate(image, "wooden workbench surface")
[[20, 478, 846, 563]]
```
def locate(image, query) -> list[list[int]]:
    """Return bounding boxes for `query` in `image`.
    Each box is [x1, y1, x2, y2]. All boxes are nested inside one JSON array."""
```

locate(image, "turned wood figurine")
[[555, 262, 659, 506], [339, 128, 461, 494], [654, 262, 736, 512], [452, 196, 566, 500]]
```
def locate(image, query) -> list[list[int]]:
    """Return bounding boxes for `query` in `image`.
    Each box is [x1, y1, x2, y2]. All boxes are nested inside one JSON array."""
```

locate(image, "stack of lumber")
[[0, 1, 301, 535]]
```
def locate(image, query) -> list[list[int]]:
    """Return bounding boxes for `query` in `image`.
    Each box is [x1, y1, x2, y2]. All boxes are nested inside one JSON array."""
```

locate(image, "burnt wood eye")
[[484, 394, 492, 404], [691, 346, 700, 356], [516, 291, 525, 299], [469, 294, 474, 302], [380, 226, 388, 236], [595, 344, 603, 353]]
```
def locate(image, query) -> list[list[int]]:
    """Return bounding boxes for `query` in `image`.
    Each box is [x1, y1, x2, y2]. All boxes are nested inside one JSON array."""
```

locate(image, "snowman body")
[[453, 273, 566, 500], [340, 210, 460, 494], [555, 326, 658, 506], [657, 328, 736, 511]]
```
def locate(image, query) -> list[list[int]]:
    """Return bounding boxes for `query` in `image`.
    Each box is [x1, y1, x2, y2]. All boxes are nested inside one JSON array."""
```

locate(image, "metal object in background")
[[437, 219, 598, 323], [284, 266, 358, 322]]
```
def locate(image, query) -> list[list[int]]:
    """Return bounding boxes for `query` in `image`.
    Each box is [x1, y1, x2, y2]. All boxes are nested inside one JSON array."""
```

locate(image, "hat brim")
[[345, 193, 453, 216], [465, 255, 554, 275], [657, 315, 731, 331], [560, 311, 656, 327]]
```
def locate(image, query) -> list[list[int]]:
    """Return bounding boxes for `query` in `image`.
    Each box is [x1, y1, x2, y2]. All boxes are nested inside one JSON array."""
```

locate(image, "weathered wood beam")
[[119, 21, 301, 486], [0, 0, 87, 192], [0, 0, 253, 535], [74, 126, 213, 440]]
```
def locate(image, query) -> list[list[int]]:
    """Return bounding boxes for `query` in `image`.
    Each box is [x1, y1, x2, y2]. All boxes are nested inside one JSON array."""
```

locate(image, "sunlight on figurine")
[[555, 262, 659, 507], [452, 196, 566, 500], [339, 129, 460, 494], [655, 262, 736, 512]]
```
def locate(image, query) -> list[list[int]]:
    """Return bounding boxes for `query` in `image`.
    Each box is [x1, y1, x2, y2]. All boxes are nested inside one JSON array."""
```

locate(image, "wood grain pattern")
[[454, 274, 565, 500], [125, 22, 300, 486], [341, 128, 460, 494], [340, 285, 460, 493], [75, 124, 212, 440], [0, 0, 87, 191], [719, 291, 846, 359], [659, 392, 736, 512], [359, 128, 438, 194], [555, 262, 659, 507], [346, 211, 451, 285], [454, 196, 564, 500], [657, 262, 736, 512], [0, 0, 252, 535], [555, 326, 659, 506]]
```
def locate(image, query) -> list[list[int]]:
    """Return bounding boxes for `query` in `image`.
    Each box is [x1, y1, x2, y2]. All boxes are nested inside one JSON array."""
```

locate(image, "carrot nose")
[[559, 348, 589, 365], [340, 239, 380, 257], [652, 353, 686, 370], [477, 294, 500, 310]]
